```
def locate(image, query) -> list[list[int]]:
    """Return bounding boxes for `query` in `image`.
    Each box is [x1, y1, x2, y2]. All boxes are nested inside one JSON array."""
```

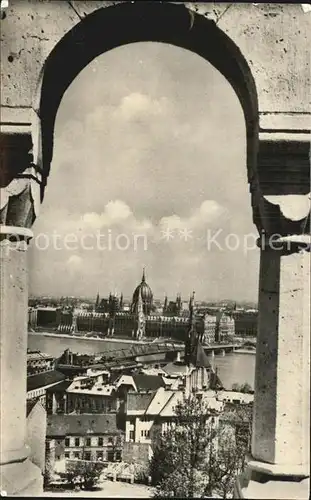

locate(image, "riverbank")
[[28, 332, 255, 390], [234, 349, 256, 355], [29, 331, 149, 345]]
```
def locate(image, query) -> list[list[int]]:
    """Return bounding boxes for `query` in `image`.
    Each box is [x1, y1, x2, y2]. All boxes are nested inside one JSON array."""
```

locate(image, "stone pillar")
[[235, 236, 310, 499], [234, 123, 310, 500], [0, 129, 43, 495], [253, 236, 310, 468]]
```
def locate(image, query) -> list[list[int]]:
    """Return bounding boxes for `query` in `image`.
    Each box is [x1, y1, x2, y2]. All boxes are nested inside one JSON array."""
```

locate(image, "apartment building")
[[46, 413, 124, 469]]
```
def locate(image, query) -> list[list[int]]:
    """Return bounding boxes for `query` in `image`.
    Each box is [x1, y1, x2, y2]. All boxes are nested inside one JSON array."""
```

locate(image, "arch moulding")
[[0, 2, 310, 498]]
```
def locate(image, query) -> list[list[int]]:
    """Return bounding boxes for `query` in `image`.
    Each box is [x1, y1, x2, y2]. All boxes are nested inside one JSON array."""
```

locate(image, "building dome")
[[131, 269, 153, 315]]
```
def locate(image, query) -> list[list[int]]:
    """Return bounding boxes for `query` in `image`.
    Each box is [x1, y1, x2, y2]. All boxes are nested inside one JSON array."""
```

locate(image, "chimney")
[[176, 351, 181, 362]]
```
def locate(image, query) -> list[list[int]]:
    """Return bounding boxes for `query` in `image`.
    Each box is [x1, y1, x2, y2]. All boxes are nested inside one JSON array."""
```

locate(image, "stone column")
[[0, 129, 43, 495], [235, 131, 310, 499], [252, 236, 310, 471], [236, 235, 310, 499]]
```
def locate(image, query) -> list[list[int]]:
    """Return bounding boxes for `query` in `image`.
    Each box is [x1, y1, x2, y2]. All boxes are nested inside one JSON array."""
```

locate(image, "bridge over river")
[[94, 340, 252, 363]]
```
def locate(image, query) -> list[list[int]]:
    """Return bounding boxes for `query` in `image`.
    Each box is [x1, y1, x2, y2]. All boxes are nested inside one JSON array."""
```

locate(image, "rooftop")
[[132, 374, 165, 392], [67, 383, 115, 396], [145, 387, 174, 415], [46, 413, 122, 437], [126, 392, 155, 413], [162, 361, 189, 376], [27, 350, 54, 360], [26, 399, 43, 417], [27, 370, 67, 392], [46, 380, 72, 394]]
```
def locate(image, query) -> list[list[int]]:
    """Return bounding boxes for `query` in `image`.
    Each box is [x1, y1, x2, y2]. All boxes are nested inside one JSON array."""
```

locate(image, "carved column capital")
[[256, 133, 310, 237], [0, 131, 42, 229]]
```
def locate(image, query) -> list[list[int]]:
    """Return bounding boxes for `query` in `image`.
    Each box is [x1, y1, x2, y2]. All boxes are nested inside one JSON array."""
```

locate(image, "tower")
[[131, 268, 153, 315], [108, 293, 117, 337], [176, 293, 182, 315], [95, 292, 100, 312], [135, 291, 146, 340], [163, 295, 168, 314], [185, 291, 196, 366], [71, 309, 78, 334]]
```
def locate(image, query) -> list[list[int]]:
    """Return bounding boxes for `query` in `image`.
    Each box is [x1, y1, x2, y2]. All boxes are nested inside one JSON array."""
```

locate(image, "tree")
[[210, 426, 248, 499], [65, 460, 105, 490], [231, 382, 253, 394], [150, 394, 251, 499]]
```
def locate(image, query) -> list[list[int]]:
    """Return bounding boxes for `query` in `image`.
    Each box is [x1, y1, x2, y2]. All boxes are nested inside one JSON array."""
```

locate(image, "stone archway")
[[34, 1, 259, 205], [0, 2, 310, 497]]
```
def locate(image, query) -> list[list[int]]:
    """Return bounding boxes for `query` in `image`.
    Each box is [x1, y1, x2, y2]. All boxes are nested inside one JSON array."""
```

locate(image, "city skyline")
[[29, 42, 259, 302]]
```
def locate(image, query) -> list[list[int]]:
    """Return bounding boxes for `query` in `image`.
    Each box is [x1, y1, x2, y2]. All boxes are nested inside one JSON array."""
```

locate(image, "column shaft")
[[0, 237, 29, 464], [0, 230, 43, 495], [252, 245, 310, 469]]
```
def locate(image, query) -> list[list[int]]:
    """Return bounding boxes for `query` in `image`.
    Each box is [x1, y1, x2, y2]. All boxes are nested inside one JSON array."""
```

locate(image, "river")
[[28, 333, 255, 391]]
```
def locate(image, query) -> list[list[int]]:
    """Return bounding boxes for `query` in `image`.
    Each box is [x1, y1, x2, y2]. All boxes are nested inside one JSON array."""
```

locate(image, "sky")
[[29, 42, 259, 303]]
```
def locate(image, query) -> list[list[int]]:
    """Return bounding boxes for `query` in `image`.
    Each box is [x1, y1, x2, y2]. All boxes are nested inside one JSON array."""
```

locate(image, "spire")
[[142, 267, 146, 283], [185, 291, 196, 366], [95, 292, 100, 310], [189, 291, 195, 325], [163, 294, 168, 313], [120, 293, 123, 310]]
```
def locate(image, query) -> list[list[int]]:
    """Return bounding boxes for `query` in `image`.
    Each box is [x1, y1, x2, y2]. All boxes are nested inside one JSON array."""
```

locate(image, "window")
[[141, 430, 144, 437], [98, 437, 103, 446], [65, 438, 70, 447], [84, 451, 91, 461], [65, 452, 70, 459], [107, 450, 114, 462], [108, 437, 113, 444], [86, 437, 91, 446], [96, 451, 103, 461], [75, 437, 80, 447], [74, 452, 80, 459], [115, 450, 122, 461], [129, 430, 134, 441]]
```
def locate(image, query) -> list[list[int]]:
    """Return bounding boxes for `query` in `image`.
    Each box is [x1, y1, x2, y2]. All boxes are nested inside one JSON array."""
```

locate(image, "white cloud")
[[30, 43, 258, 302], [67, 255, 83, 267], [114, 92, 169, 122], [158, 200, 226, 234], [82, 200, 133, 229]]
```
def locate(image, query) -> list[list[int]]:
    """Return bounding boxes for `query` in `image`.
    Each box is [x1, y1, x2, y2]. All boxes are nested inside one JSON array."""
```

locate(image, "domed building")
[[131, 269, 153, 315]]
